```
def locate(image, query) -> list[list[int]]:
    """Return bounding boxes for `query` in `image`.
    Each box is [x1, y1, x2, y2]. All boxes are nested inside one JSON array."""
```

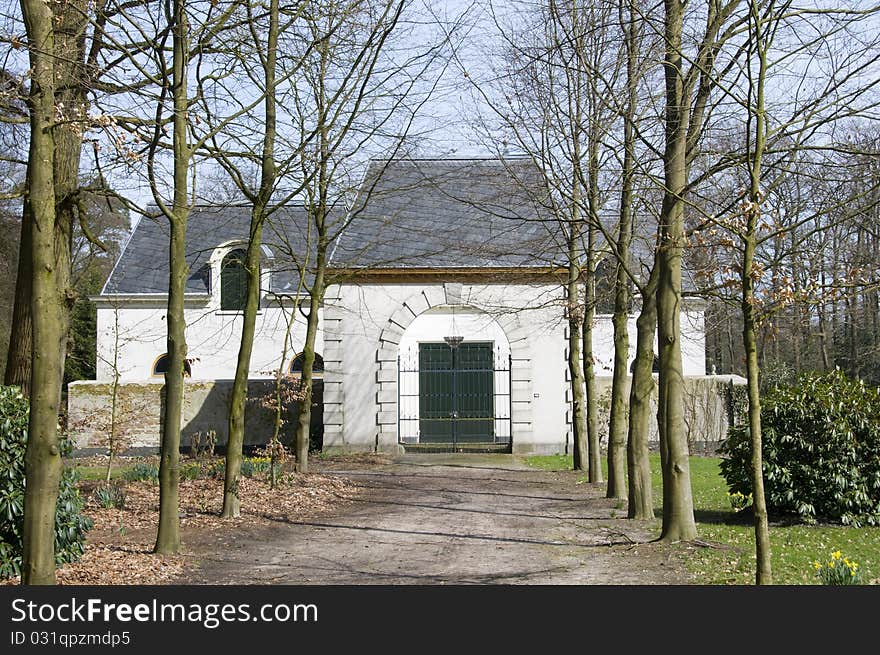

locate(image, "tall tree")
[[655, 0, 744, 542], [288, 0, 432, 473], [605, 0, 644, 499], [696, 0, 880, 581], [124, 0, 262, 551], [216, 0, 286, 518], [737, 0, 774, 585], [150, 0, 192, 555], [18, 0, 64, 585], [5, 0, 101, 395], [461, 0, 625, 479]]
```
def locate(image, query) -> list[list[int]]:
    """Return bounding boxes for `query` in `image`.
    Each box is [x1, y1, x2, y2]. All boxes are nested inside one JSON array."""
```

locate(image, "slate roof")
[[329, 158, 560, 268], [100, 157, 695, 296], [102, 205, 314, 295]]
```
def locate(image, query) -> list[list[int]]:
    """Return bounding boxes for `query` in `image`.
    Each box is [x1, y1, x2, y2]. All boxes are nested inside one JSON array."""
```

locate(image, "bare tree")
[[17, 0, 65, 585], [286, 0, 443, 473], [654, 0, 746, 542], [205, 0, 291, 519], [695, 0, 880, 581], [138, 1, 252, 553], [456, 0, 630, 480]]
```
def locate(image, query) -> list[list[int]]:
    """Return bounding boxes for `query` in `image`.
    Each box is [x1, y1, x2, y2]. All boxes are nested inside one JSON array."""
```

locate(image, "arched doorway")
[[397, 306, 511, 450]]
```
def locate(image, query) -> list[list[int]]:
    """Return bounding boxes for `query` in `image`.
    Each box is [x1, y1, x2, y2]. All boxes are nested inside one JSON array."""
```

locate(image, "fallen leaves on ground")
[[2, 457, 360, 586]]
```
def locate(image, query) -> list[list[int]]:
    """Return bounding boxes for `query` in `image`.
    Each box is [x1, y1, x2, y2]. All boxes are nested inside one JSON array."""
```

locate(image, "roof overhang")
[[90, 293, 211, 307], [328, 265, 566, 282]]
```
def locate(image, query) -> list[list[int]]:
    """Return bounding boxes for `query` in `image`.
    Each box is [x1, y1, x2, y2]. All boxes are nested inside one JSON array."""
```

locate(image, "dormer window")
[[221, 248, 250, 311]]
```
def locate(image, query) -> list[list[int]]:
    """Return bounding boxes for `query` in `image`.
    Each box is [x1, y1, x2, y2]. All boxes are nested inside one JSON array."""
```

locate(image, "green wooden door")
[[419, 342, 494, 444]]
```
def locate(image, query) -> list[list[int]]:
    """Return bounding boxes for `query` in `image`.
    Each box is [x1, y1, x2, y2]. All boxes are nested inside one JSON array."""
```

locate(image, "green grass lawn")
[[522, 453, 879, 585], [68, 463, 126, 481]]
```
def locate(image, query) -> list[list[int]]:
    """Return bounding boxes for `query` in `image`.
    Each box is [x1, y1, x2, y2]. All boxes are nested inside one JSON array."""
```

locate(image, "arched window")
[[629, 355, 660, 374], [290, 352, 324, 379], [221, 248, 249, 311], [152, 354, 192, 377]]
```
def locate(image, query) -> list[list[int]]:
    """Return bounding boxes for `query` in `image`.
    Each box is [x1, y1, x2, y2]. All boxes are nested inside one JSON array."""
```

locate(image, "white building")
[[78, 158, 708, 455]]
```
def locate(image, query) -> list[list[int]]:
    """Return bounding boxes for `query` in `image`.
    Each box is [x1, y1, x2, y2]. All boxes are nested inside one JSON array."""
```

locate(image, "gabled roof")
[[330, 157, 561, 269]]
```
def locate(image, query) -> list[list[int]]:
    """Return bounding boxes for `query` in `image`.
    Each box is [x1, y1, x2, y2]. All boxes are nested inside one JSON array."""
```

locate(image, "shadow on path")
[[175, 456, 695, 585]]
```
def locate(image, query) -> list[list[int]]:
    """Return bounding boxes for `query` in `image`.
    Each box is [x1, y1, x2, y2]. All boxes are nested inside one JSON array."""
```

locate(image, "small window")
[[629, 355, 660, 374], [221, 248, 250, 311], [595, 256, 628, 315], [290, 352, 324, 379], [152, 354, 192, 377]]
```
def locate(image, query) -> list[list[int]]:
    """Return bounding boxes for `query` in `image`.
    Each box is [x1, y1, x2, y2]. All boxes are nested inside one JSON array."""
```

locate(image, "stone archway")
[[373, 283, 535, 450]]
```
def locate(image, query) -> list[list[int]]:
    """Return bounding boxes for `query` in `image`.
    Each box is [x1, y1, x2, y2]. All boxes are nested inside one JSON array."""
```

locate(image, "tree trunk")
[[627, 270, 658, 520], [607, 280, 630, 499], [607, 0, 638, 500], [20, 0, 63, 585], [743, 263, 772, 583], [568, 248, 588, 471], [155, 211, 187, 555], [583, 285, 602, 483], [154, 0, 190, 555], [221, 217, 265, 518], [105, 308, 121, 483], [294, 256, 325, 474], [51, 0, 89, 367], [222, 0, 279, 518], [656, 0, 696, 542], [585, 151, 602, 484], [741, 0, 772, 584], [818, 272, 831, 371], [5, 198, 33, 394], [726, 317, 737, 374]]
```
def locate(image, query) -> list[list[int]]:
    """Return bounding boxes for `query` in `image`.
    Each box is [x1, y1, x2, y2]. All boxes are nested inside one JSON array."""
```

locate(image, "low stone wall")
[[67, 379, 300, 454], [68, 374, 746, 456], [591, 374, 747, 455]]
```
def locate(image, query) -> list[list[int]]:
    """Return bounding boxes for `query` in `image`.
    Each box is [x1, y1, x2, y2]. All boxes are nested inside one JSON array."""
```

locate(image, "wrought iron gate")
[[398, 342, 511, 447]]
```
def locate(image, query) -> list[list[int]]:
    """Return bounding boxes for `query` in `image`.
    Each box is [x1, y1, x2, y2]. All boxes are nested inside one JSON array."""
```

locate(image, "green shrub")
[[122, 462, 159, 482], [0, 386, 93, 579], [92, 483, 126, 509], [719, 369, 880, 526], [207, 460, 225, 479], [239, 459, 257, 478], [179, 462, 203, 481]]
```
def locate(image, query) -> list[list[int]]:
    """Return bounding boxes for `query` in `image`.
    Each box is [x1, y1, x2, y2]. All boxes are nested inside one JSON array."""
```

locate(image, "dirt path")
[[175, 454, 695, 585]]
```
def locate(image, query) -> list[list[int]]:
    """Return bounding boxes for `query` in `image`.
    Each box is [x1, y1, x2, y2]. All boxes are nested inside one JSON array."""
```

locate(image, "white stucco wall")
[[95, 300, 323, 381], [322, 280, 570, 455], [590, 304, 706, 377], [90, 276, 707, 456], [680, 306, 707, 375]]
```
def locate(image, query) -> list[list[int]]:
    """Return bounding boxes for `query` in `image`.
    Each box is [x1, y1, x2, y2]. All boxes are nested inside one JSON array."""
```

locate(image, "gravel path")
[[177, 454, 694, 585]]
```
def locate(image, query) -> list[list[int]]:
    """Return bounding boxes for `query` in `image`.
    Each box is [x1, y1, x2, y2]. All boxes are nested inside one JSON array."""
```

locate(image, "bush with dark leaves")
[[0, 386, 93, 579], [719, 369, 880, 526]]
